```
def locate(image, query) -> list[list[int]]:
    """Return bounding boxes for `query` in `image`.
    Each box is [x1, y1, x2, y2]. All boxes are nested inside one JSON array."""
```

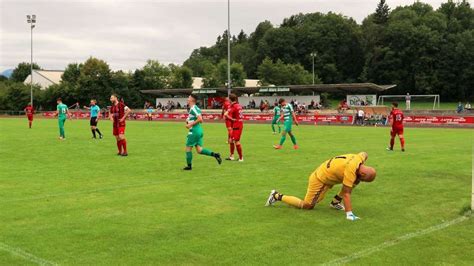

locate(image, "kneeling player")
[[110, 94, 131, 156], [225, 93, 244, 161], [265, 152, 376, 221]]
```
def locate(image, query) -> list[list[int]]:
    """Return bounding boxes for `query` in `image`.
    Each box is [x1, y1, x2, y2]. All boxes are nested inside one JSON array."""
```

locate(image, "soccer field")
[[0, 118, 472, 265]]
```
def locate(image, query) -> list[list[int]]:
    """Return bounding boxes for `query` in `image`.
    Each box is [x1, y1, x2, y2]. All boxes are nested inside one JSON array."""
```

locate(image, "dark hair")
[[229, 93, 238, 102], [278, 98, 285, 104], [189, 94, 198, 101], [392, 102, 398, 107], [57, 98, 62, 102]]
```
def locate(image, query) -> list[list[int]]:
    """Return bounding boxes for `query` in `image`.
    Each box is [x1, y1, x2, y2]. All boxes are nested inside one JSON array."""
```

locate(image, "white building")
[[24, 70, 64, 90]]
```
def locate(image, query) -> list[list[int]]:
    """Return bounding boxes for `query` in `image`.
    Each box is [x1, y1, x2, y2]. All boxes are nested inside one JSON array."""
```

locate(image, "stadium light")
[[310, 52, 317, 85], [26, 14, 37, 105], [227, 0, 231, 96]]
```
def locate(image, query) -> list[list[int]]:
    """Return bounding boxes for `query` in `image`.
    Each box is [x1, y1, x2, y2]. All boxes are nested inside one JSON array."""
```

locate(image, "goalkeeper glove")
[[346, 211, 360, 221]]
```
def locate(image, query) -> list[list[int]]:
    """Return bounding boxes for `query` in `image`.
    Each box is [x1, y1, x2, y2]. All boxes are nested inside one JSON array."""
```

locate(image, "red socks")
[[400, 137, 405, 149], [117, 140, 122, 153], [236, 144, 243, 160], [230, 143, 235, 156], [116, 139, 128, 154], [390, 138, 395, 149], [121, 139, 127, 153]]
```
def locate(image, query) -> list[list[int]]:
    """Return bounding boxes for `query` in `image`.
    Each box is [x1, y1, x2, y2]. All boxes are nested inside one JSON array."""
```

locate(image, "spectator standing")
[[405, 93, 411, 110]]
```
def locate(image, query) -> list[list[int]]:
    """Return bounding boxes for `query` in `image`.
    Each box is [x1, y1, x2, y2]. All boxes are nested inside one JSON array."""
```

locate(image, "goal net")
[[377, 95, 440, 110]]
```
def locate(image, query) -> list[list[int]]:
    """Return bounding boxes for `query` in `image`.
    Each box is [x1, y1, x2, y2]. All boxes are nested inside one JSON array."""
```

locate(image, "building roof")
[[24, 70, 64, 85], [141, 83, 397, 97]]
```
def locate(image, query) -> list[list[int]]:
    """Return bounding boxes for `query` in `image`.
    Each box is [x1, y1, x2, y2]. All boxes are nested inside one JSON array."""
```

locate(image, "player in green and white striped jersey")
[[183, 94, 222, 170], [273, 98, 299, 150]]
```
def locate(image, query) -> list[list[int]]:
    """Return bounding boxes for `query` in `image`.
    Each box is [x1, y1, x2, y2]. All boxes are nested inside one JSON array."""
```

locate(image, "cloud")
[[0, 0, 445, 71]]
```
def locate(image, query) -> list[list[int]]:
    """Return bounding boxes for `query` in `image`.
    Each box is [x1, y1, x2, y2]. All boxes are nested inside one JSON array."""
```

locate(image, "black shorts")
[[90, 117, 98, 126]]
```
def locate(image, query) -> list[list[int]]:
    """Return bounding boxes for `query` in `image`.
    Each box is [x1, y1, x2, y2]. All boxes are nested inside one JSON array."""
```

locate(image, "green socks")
[[290, 135, 297, 145], [279, 135, 286, 145], [200, 148, 214, 157], [186, 151, 192, 166]]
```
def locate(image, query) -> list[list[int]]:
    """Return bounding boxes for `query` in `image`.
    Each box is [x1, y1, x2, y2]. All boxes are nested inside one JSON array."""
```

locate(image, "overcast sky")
[[0, 0, 445, 71]]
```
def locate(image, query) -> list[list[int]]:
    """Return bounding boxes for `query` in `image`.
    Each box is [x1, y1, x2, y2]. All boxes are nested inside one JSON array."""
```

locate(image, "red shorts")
[[391, 126, 404, 136], [232, 127, 243, 141], [27, 115, 33, 121], [225, 119, 232, 129], [113, 126, 126, 136]]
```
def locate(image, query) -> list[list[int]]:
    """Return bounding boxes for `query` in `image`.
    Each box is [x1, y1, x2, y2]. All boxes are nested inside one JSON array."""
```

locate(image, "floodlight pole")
[[227, 0, 231, 96], [27, 14, 36, 105], [310, 52, 317, 85]]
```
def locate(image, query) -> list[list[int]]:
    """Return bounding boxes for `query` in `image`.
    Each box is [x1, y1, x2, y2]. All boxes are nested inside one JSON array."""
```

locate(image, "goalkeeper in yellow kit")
[[265, 152, 376, 221]]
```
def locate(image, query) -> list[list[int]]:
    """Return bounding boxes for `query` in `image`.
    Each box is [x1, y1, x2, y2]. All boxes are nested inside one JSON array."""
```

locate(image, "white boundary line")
[[322, 212, 472, 265], [0, 242, 57, 265]]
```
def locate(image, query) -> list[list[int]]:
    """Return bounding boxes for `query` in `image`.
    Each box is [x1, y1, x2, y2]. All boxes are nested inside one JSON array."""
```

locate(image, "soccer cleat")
[[225, 156, 235, 161], [273, 145, 282, 149], [238, 158, 244, 162], [330, 202, 345, 211], [121, 153, 128, 157], [183, 166, 192, 170], [272, 132, 276, 135], [402, 148, 405, 152], [214, 153, 222, 165], [386, 147, 393, 151], [99, 135, 103, 139], [117, 152, 122, 156], [265, 190, 278, 206], [293, 145, 299, 150]]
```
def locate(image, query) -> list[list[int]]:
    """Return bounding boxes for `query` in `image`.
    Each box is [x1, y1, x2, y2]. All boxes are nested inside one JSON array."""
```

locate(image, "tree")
[[140, 60, 171, 89], [374, 0, 390, 24], [169, 65, 193, 88], [257, 58, 316, 85], [76, 57, 113, 104], [62, 63, 82, 84], [10, 62, 41, 82]]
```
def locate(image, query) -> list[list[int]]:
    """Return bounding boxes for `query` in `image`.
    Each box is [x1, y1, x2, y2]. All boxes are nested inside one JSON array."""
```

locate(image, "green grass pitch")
[[0, 118, 472, 265]]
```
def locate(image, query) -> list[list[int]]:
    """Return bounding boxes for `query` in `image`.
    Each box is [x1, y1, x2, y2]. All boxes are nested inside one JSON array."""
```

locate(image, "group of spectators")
[[354, 108, 387, 126], [152, 101, 183, 112], [456, 102, 472, 113]]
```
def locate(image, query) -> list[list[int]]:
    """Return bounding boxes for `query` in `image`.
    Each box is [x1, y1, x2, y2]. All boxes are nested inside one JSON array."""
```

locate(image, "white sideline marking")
[[0, 242, 57, 265], [322, 212, 472, 265]]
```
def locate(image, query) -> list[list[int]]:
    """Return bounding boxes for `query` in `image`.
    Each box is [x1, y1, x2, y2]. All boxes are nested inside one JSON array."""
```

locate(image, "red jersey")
[[222, 100, 231, 119], [24, 106, 34, 116], [228, 102, 243, 128], [111, 102, 127, 127], [390, 108, 404, 128]]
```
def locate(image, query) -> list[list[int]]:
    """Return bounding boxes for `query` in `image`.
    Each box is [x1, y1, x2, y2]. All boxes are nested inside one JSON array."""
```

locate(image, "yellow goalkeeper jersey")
[[315, 153, 366, 188]]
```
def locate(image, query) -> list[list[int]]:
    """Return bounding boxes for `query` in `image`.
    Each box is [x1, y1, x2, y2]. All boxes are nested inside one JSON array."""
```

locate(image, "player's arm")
[[342, 162, 360, 221], [225, 109, 234, 121], [186, 114, 203, 129], [109, 110, 113, 121], [83, 106, 90, 110], [121, 106, 131, 122], [292, 111, 299, 126]]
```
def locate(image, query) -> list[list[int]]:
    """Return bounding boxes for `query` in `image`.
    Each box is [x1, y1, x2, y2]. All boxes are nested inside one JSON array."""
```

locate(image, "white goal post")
[[377, 94, 440, 110]]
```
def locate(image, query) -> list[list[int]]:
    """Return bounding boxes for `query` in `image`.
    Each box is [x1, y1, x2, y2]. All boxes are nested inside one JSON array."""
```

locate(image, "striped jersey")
[[282, 104, 294, 122]]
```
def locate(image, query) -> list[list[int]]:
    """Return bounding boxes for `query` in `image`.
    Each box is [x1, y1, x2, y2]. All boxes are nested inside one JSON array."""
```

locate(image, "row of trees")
[[183, 0, 473, 100], [0, 58, 199, 110]]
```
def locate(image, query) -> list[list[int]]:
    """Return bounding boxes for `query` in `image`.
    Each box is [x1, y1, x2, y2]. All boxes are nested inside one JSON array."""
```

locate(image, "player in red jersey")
[[387, 102, 405, 152], [109, 94, 131, 156], [222, 97, 233, 143], [24, 103, 34, 128], [225, 94, 244, 162]]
